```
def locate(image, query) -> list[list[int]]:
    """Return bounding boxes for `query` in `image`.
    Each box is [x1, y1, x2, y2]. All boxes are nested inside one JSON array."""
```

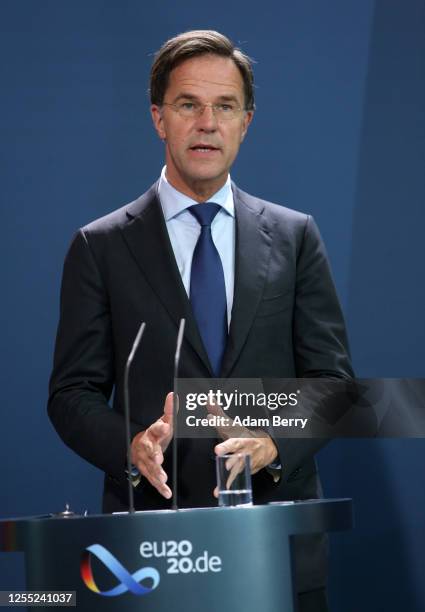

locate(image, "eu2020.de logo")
[[81, 544, 160, 597]]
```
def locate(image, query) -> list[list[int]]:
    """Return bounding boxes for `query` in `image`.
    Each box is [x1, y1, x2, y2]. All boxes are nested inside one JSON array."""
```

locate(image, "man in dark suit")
[[48, 30, 353, 611]]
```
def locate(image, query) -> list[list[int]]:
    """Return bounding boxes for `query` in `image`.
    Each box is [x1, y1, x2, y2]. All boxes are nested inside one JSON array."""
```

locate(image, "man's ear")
[[240, 110, 254, 143], [151, 104, 166, 140]]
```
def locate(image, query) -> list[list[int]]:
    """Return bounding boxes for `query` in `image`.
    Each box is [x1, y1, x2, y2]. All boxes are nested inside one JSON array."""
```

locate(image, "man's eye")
[[218, 104, 234, 112], [180, 102, 195, 110]]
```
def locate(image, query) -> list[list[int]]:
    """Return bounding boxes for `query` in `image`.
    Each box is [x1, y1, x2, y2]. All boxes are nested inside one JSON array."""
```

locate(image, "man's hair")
[[149, 30, 255, 111]]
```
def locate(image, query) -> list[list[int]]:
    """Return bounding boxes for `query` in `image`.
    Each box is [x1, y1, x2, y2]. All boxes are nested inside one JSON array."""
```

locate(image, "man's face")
[[151, 54, 253, 199]]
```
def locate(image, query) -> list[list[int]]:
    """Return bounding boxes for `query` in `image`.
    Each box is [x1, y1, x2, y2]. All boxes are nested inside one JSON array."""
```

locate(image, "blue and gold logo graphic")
[[81, 544, 160, 597]]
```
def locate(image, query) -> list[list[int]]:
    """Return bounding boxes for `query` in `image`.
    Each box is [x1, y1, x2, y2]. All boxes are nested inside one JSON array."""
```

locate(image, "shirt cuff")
[[266, 461, 282, 483], [125, 464, 142, 488]]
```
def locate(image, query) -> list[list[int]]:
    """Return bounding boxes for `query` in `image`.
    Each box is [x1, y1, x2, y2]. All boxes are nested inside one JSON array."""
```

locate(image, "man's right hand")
[[130, 392, 174, 499]]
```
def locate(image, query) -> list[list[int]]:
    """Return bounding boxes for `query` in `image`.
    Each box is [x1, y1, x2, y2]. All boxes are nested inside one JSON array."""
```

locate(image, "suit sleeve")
[[48, 229, 141, 481], [273, 214, 354, 484]]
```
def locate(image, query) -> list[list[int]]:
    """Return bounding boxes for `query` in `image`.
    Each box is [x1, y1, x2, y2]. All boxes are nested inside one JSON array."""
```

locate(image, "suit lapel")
[[120, 182, 273, 379], [121, 183, 213, 375], [220, 186, 274, 377]]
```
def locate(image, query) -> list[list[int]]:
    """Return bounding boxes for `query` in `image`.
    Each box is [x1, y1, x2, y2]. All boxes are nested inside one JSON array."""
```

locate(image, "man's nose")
[[196, 104, 218, 131]]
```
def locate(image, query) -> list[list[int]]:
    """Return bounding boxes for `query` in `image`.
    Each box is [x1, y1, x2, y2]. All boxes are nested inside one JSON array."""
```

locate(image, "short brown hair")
[[149, 30, 255, 110]]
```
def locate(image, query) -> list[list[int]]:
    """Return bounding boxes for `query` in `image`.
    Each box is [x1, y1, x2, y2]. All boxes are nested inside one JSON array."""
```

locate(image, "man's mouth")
[[189, 145, 220, 152]]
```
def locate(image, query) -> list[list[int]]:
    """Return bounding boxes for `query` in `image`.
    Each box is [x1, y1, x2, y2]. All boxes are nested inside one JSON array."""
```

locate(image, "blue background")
[[1, 1, 424, 609]]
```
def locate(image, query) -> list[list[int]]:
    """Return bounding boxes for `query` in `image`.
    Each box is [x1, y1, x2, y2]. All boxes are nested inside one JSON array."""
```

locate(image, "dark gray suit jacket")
[[48, 181, 353, 592]]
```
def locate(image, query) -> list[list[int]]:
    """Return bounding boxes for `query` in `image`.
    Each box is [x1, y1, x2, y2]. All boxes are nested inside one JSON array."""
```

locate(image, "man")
[[48, 30, 353, 611]]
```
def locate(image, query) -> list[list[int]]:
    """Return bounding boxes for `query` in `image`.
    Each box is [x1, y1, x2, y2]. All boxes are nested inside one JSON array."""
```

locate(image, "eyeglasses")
[[162, 101, 245, 120]]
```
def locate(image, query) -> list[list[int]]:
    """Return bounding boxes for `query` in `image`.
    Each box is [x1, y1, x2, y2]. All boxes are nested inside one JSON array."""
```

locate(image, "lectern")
[[0, 498, 353, 611]]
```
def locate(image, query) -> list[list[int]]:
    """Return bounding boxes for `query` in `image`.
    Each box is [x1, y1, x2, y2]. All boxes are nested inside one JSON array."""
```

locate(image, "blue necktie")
[[189, 203, 227, 376]]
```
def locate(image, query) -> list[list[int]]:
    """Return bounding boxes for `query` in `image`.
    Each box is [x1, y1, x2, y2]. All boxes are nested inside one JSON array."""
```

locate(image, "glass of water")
[[216, 453, 253, 507]]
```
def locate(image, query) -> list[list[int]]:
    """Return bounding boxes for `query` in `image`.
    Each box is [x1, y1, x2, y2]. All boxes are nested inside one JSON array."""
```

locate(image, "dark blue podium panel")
[[0, 499, 353, 612]]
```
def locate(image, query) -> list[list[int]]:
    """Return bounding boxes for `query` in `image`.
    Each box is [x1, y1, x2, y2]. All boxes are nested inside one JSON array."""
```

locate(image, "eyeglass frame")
[[161, 100, 247, 120]]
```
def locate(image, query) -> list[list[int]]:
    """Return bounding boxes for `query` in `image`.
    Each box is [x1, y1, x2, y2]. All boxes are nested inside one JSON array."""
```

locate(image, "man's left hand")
[[210, 404, 278, 498]]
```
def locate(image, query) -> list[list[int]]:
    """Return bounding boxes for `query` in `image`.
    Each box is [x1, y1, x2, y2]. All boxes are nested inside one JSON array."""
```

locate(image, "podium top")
[[0, 498, 353, 553]]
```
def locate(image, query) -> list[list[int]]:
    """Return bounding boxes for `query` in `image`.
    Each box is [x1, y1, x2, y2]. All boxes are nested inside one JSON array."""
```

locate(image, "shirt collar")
[[158, 165, 234, 221]]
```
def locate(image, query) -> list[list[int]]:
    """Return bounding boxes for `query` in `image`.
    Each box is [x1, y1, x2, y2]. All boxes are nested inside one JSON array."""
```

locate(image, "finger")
[[215, 438, 242, 456], [213, 486, 219, 499], [224, 452, 243, 472], [162, 486, 172, 499], [209, 415, 233, 441], [137, 435, 153, 456], [213, 414, 252, 442], [133, 433, 166, 468], [231, 441, 260, 473], [139, 463, 172, 499], [134, 452, 164, 479], [206, 401, 226, 418], [136, 435, 163, 464], [153, 479, 172, 499], [226, 452, 246, 481], [214, 419, 237, 441], [151, 447, 164, 465], [151, 470, 172, 499], [162, 391, 175, 424], [149, 420, 171, 442], [225, 458, 244, 490]]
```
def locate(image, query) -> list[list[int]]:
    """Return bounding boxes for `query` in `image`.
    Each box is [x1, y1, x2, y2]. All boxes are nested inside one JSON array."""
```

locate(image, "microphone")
[[123, 321, 146, 514], [172, 318, 186, 511]]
